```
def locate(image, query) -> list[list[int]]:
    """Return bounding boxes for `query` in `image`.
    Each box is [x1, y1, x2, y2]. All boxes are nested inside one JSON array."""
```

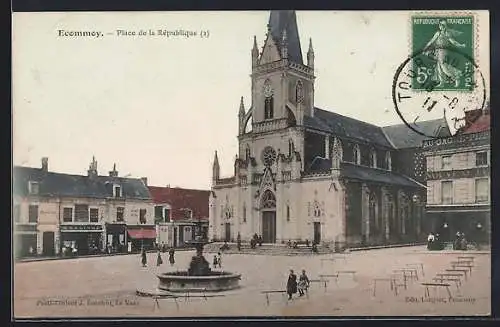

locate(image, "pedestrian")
[[237, 232, 242, 251], [297, 269, 310, 297], [312, 242, 318, 253], [216, 252, 222, 268], [286, 269, 298, 300], [427, 232, 435, 250], [258, 235, 263, 246], [213, 254, 218, 268], [141, 247, 147, 267], [156, 249, 163, 267], [168, 247, 175, 266]]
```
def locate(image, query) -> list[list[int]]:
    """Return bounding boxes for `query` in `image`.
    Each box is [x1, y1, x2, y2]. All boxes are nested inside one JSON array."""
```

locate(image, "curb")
[[15, 247, 197, 263], [347, 242, 427, 252]]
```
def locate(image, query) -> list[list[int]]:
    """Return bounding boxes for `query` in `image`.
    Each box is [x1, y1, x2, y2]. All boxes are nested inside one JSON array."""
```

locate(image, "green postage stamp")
[[411, 15, 475, 92]]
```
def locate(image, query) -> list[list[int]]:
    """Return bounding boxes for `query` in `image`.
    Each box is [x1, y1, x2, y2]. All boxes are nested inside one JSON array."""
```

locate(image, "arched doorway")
[[261, 190, 277, 243]]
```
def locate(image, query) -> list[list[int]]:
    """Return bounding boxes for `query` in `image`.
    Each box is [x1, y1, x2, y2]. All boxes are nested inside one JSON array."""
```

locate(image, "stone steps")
[[203, 242, 332, 256]]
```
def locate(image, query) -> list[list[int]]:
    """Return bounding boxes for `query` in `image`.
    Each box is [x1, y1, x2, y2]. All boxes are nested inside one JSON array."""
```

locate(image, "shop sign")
[[60, 225, 103, 231]]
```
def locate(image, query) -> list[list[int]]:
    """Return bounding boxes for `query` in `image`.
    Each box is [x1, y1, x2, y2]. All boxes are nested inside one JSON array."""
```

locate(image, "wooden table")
[[310, 278, 329, 292], [421, 282, 452, 300], [406, 263, 425, 277], [335, 270, 357, 282], [372, 277, 398, 296], [184, 288, 208, 301], [445, 268, 468, 280], [151, 294, 180, 311], [450, 261, 474, 274], [433, 277, 461, 290], [391, 272, 408, 290]]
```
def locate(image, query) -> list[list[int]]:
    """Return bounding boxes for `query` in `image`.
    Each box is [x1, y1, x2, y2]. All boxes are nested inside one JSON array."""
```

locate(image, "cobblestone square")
[[14, 246, 490, 318]]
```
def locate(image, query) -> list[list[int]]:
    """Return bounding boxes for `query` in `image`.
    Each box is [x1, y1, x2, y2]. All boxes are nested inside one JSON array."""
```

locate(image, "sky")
[[12, 11, 490, 190]]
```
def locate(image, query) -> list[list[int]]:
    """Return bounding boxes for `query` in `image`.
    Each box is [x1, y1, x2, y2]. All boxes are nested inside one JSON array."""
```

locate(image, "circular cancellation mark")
[[392, 46, 486, 139]]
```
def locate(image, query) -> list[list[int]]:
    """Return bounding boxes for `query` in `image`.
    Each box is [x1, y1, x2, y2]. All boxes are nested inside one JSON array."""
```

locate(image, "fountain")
[[156, 221, 241, 292]]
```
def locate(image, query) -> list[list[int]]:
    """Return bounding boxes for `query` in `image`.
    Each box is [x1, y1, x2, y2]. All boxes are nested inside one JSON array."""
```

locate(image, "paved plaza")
[[14, 246, 490, 318]]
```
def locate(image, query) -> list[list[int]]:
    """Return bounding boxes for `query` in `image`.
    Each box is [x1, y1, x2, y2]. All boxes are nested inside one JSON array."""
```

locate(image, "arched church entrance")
[[261, 190, 277, 243]]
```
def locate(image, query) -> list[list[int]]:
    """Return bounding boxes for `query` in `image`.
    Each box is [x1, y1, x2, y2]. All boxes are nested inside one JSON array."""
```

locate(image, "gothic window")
[[245, 145, 251, 161], [313, 201, 321, 217], [288, 140, 294, 157], [286, 205, 290, 221], [370, 149, 377, 168], [264, 96, 274, 119], [353, 144, 361, 165], [295, 80, 304, 103], [262, 147, 277, 167], [261, 190, 276, 209], [242, 203, 247, 222], [386, 151, 392, 171]]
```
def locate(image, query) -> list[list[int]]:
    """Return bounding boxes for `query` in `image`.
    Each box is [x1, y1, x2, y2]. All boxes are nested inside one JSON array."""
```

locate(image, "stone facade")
[[209, 11, 429, 248]]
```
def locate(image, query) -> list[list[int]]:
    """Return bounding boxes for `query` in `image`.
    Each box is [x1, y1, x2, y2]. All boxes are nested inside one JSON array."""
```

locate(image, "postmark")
[[392, 14, 486, 138]]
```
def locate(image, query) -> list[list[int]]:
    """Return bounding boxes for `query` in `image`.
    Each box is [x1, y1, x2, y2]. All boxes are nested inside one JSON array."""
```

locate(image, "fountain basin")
[[157, 271, 241, 292]]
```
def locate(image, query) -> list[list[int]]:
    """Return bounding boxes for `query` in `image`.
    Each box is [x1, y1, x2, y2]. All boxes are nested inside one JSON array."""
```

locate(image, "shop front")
[[105, 223, 127, 253], [60, 224, 104, 256], [426, 206, 491, 245], [127, 225, 156, 252], [14, 224, 38, 258]]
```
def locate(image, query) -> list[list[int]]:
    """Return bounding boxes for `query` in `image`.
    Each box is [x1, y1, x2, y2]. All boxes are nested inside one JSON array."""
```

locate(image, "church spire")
[[239, 96, 245, 116], [268, 10, 303, 64], [212, 151, 220, 182], [307, 38, 315, 69], [252, 35, 259, 67]]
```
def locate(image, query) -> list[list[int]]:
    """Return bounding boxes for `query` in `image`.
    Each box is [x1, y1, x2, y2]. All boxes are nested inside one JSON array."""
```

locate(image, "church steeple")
[[307, 38, 315, 69], [212, 151, 220, 182], [252, 36, 259, 67], [268, 10, 303, 64]]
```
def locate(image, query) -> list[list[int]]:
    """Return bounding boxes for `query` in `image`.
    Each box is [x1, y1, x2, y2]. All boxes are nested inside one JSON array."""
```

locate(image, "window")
[[116, 207, 124, 222], [63, 208, 73, 222], [288, 140, 294, 157], [370, 149, 377, 168], [164, 208, 171, 222], [242, 204, 246, 223], [441, 181, 453, 204], [154, 206, 163, 219], [183, 209, 193, 220], [28, 205, 38, 223], [353, 145, 360, 165], [113, 185, 122, 198], [295, 81, 304, 103], [313, 203, 321, 217], [476, 152, 487, 166], [28, 181, 39, 195], [386, 151, 392, 171], [13, 204, 21, 223], [441, 155, 452, 170], [286, 205, 290, 221], [74, 204, 89, 222], [475, 178, 489, 203], [139, 209, 147, 224], [264, 96, 274, 119], [90, 208, 99, 222]]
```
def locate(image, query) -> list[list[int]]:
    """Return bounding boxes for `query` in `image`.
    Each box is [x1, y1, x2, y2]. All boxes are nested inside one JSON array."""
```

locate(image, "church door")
[[262, 211, 276, 243], [313, 222, 321, 244], [225, 223, 231, 242]]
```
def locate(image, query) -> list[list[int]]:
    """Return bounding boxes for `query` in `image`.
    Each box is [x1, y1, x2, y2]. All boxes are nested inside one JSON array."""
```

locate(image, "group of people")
[[286, 269, 310, 299], [250, 234, 263, 249], [140, 246, 176, 268], [427, 230, 469, 251]]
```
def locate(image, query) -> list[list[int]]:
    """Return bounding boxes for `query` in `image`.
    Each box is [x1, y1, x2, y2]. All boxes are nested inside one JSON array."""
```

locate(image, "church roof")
[[268, 10, 303, 65], [13, 166, 151, 199], [305, 107, 393, 148], [382, 118, 450, 149], [148, 186, 210, 221]]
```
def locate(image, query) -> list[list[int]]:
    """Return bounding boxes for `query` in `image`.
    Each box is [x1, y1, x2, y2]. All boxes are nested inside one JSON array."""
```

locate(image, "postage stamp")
[[411, 15, 475, 92]]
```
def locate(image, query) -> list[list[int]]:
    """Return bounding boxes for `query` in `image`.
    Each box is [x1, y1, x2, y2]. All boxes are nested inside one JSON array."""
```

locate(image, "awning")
[[127, 229, 156, 239]]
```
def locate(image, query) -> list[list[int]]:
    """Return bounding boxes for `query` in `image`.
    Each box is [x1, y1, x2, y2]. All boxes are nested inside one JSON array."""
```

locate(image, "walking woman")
[[286, 269, 298, 300], [141, 247, 147, 267], [156, 249, 163, 267], [297, 269, 310, 297], [168, 247, 175, 266]]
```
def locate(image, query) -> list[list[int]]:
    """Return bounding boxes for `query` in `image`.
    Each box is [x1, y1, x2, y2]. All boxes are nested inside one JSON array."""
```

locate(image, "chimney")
[[141, 177, 148, 186], [109, 163, 118, 177], [41, 157, 48, 172]]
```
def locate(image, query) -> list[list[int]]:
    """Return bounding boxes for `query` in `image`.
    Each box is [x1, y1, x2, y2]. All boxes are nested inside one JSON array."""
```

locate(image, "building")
[[13, 157, 154, 258], [209, 10, 448, 248], [148, 186, 210, 248], [423, 110, 490, 244]]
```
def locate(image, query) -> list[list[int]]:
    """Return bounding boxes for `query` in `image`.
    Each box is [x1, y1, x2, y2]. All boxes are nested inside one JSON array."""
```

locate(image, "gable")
[[259, 33, 282, 65]]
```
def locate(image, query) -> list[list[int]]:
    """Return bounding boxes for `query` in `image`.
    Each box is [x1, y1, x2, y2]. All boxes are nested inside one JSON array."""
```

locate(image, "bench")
[[421, 283, 452, 300], [151, 294, 180, 311], [261, 290, 288, 306], [319, 274, 341, 289], [405, 263, 425, 277], [445, 269, 468, 280], [394, 268, 419, 281], [433, 277, 461, 290], [184, 288, 207, 301], [457, 256, 475, 263], [391, 272, 409, 290], [372, 277, 398, 296], [336, 270, 357, 282], [310, 278, 329, 292], [450, 261, 474, 274]]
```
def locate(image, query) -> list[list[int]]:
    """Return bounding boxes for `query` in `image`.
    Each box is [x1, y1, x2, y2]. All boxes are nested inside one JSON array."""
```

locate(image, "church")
[[209, 11, 448, 249]]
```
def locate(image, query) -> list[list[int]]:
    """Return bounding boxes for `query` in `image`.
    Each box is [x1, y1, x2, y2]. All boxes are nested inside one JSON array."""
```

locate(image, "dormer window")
[[28, 181, 39, 195], [113, 184, 122, 198], [386, 152, 392, 171]]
